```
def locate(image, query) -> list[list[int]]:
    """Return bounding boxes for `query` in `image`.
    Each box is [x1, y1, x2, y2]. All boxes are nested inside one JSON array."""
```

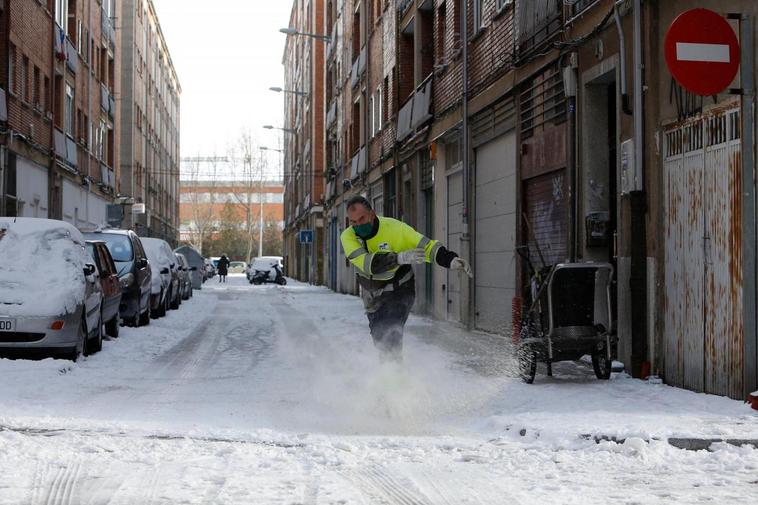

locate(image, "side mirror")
[[190, 266, 198, 271], [138, 258, 149, 268], [160, 267, 170, 275], [83, 264, 96, 277]]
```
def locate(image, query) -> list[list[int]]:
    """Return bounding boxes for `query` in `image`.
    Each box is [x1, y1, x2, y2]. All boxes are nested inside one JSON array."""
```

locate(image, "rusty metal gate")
[[664, 105, 743, 398]]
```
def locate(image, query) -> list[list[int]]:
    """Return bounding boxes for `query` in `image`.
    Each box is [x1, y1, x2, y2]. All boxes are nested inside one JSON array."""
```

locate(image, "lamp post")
[[263, 125, 296, 134], [279, 27, 331, 43], [269, 86, 309, 97]]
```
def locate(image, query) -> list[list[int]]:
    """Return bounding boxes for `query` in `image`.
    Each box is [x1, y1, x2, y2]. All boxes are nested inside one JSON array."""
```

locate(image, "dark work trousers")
[[364, 279, 415, 359]]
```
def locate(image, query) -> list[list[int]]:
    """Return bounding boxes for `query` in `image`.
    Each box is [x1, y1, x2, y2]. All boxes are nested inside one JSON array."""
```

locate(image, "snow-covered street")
[[1, 274, 757, 504]]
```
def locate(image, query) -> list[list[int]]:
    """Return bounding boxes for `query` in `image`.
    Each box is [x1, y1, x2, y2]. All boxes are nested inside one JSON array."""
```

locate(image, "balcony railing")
[[350, 47, 366, 88], [515, 0, 562, 60], [349, 146, 367, 180], [396, 75, 433, 143]]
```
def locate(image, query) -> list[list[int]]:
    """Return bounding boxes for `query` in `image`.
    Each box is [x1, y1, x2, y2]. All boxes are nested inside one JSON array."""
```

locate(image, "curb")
[[585, 434, 758, 451]]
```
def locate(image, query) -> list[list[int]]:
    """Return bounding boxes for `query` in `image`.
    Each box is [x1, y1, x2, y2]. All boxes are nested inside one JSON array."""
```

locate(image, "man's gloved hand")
[[450, 257, 473, 278], [397, 248, 426, 265]]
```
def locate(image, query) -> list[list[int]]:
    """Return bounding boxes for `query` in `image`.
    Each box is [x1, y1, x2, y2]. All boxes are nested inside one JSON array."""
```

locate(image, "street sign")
[[132, 203, 146, 214], [299, 230, 314, 244], [664, 8, 740, 97]]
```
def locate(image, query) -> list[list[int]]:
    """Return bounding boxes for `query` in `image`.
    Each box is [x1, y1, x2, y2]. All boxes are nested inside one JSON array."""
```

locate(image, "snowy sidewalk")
[[0, 275, 756, 504]]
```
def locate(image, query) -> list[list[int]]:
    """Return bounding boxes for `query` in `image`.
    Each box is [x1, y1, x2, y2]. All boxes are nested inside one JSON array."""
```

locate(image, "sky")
[[152, 0, 294, 180]]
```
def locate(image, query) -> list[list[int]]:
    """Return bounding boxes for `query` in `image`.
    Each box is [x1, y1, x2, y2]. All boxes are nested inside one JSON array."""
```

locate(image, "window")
[[33, 66, 41, 107], [369, 94, 375, 138], [473, 0, 483, 33], [8, 44, 15, 95], [77, 20, 82, 53], [64, 82, 74, 135], [55, 0, 69, 32], [43, 77, 50, 111], [383, 76, 389, 123], [375, 86, 382, 134], [20, 56, 29, 102], [437, 3, 447, 60], [67, 0, 76, 39]]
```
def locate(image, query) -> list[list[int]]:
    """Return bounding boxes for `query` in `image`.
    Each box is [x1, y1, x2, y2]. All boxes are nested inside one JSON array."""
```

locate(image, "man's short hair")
[[346, 195, 372, 212]]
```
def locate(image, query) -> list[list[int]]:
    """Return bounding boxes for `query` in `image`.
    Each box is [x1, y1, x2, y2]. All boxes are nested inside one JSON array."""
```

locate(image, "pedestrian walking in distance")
[[341, 195, 473, 361], [217, 254, 230, 283]]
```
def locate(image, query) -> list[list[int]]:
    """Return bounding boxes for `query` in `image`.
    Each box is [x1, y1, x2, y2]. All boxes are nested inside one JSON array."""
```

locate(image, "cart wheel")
[[518, 345, 537, 384], [592, 352, 612, 380]]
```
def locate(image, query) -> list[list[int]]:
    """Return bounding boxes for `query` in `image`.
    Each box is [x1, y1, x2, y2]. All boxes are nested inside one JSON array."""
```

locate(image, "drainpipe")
[[563, 54, 578, 262], [613, 2, 632, 116], [461, 0, 472, 328], [629, 0, 647, 377], [740, 14, 757, 398], [49, 9, 59, 220]]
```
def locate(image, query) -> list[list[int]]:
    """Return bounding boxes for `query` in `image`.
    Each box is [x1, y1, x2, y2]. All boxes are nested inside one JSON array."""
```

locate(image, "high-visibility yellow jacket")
[[341, 216, 443, 284]]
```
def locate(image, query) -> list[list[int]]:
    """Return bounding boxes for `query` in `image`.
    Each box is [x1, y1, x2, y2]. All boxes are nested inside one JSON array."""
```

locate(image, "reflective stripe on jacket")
[[340, 216, 442, 282]]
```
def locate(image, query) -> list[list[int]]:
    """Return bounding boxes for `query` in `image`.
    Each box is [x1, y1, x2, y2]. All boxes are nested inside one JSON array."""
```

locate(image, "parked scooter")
[[251, 264, 287, 285]]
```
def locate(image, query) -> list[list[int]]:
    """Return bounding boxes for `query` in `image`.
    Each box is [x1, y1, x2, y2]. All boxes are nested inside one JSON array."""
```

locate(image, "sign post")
[[664, 8, 741, 96]]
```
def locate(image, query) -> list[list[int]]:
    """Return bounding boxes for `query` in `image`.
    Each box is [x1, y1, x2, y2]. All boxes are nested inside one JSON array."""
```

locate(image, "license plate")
[[0, 318, 15, 332]]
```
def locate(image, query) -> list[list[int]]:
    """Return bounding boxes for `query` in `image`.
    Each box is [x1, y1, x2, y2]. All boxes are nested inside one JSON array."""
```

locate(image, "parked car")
[[228, 261, 247, 274], [83, 229, 152, 327], [175, 245, 205, 289], [86, 240, 123, 339], [246, 256, 283, 283], [141, 238, 181, 317], [174, 252, 194, 300], [0, 218, 103, 360], [204, 258, 216, 280]]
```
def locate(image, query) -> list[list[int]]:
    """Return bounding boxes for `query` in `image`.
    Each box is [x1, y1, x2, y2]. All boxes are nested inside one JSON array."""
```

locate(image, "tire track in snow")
[[340, 466, 433, 505], [39, 461, 81, 505]]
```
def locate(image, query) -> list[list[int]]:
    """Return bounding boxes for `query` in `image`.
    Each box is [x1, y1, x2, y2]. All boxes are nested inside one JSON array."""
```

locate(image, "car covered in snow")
[[228, 261, 247, 274], [0, 218, 104, 360], [245, 256, 283, 282], [83, 229, 152, 327], [141, 238, 181, 318]]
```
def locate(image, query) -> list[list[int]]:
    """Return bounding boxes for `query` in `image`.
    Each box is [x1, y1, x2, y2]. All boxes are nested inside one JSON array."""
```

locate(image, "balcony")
[[350, 47, 367, 89], [349, 146, 367, 180], [515, 0, 562, 60], [54, 128, 78, 169], [396, 76, 433, 143], [325, 100, 337, 129], [101, 8, 116, 49], [100, 162, 115, 189]]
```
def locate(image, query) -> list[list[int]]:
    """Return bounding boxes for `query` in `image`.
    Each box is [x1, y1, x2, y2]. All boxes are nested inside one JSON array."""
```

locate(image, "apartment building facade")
[[282, 0, 326, 283], [1, 0, 119, 227], [119, 0, 181, 245], [285, 0, 758, 400]]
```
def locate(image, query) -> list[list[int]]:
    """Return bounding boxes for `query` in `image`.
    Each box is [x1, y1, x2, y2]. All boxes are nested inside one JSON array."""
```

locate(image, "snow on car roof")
[[0, 218, 88, 317], [141, 237, 173, 268]]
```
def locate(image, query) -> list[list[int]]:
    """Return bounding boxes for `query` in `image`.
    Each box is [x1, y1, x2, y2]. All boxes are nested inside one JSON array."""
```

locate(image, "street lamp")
[[260, 146, 284, 153], [263, 125, 296, 134], [279, 27, 331, 43], [269, 86, 309, 97]]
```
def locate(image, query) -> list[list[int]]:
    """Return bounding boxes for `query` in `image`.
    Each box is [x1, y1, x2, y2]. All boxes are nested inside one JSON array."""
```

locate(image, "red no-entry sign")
[[664, 8, 740, 96]]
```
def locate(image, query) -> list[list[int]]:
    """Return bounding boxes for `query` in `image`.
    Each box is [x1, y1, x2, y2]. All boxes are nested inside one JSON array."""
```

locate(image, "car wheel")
[[171, 289, 180, 310], [106, 314, 120, 338], [138, 302, 151, 326], [85, 313, 103, 356], [66, 317, 87, 362]]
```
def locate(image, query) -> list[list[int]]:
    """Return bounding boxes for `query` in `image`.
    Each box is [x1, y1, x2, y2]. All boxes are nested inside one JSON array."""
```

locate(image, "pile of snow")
[[0, 218, 89, 317]]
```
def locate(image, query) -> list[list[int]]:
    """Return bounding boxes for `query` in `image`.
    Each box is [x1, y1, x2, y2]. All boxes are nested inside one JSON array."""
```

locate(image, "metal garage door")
[[447, 170, 463, 323], [663, 105, 743, 398], [474, 131, 517, 334], [523, 169, 568, 267]]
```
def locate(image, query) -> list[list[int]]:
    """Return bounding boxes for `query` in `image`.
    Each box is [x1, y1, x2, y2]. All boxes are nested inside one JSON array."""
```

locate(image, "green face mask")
[[353, 222, 373, 238]]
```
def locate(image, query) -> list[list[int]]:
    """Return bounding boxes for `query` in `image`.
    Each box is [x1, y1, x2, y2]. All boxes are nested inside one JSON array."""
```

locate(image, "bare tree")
[[181, 153, 222, 254], [226, 130, 269, 262]]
